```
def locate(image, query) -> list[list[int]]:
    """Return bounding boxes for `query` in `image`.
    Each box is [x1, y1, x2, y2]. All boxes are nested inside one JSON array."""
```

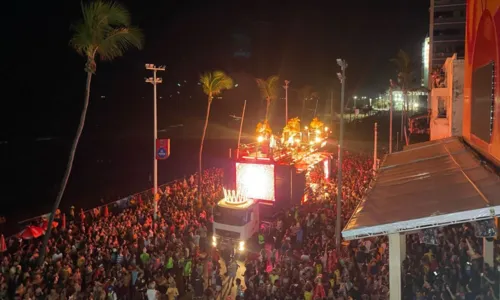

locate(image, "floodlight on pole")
[[335, 58, 347, 249], [283, 80, 290, 125], [145, 64, 165, 224]]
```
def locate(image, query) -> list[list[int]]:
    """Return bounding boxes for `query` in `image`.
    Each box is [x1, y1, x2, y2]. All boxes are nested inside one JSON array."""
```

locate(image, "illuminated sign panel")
[[236, 163, 275, 201]]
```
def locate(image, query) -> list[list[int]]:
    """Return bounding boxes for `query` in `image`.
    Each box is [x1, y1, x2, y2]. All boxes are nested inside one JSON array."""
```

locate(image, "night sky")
[[4, 0, 429, 141]]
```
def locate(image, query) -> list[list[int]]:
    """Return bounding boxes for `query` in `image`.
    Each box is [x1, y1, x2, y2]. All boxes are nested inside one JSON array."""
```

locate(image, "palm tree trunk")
[[39, 71, 92, 266], [198, 97, 212, 205], [301, 96, 306, 122], [265, 98, 270, 121]]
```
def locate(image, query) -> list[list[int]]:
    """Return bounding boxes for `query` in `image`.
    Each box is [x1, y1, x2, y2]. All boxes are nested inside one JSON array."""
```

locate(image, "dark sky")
[[4, 0, 429, 140]]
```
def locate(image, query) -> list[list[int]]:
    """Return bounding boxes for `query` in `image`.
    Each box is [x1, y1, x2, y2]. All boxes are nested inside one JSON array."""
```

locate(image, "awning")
[[342, 137, 500, 240]]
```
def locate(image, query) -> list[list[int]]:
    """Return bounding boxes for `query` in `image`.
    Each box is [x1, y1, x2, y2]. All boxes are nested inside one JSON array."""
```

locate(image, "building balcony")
[[433, 34, 465, 42], [434, 0, 466, 7], [434, 17, 466, 25]]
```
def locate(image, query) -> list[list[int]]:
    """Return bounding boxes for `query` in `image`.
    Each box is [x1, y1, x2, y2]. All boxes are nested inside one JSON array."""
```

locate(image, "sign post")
[[156, 139, 170, 160]]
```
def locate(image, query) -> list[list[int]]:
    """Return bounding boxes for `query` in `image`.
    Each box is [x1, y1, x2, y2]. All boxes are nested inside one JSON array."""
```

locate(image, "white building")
[[429, 53, 464, 140]]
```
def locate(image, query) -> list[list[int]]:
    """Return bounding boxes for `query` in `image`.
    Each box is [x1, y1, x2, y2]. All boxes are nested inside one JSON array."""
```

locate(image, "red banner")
[[156, 139, 170, 160]]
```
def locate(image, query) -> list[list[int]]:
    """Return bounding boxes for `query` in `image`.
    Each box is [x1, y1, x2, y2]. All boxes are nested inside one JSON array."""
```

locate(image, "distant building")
[[383, 89, 428, 111], [421, 37, 430, 88], [429, 0, 466, 86]]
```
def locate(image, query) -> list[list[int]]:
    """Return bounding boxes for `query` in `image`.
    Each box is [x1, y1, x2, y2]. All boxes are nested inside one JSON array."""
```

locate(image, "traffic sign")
[[156, 139, 170, 160]]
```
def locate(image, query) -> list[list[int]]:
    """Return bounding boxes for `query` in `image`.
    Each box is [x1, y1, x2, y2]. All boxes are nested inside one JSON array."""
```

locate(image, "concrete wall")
[[451, 60, 464, 137], [430, 54, 464, 141]]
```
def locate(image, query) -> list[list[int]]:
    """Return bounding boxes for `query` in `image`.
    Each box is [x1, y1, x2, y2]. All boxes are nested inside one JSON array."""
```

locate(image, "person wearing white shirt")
[[146, 282, 159, 300]]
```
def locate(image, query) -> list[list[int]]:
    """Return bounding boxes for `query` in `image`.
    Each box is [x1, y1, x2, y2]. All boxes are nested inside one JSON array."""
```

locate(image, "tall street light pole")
[[336, 58, 347, 248], [284, 80, 290, 125], [389, 79, 394, 154], [145, 64, 165, 221]]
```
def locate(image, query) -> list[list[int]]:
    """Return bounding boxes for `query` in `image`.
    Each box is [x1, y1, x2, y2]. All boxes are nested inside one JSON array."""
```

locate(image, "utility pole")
[[373, 122, 378, 172], [237, 100, 247, 159], [145, 64, 165, 221], [389, 80, 394, 154], [330, 89, 334, 129], [336, 58, 347, 248], [284, 80, 290, 125]]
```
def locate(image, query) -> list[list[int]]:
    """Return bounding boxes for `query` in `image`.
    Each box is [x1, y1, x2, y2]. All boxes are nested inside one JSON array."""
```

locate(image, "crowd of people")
[[0, 151, 499, 300]]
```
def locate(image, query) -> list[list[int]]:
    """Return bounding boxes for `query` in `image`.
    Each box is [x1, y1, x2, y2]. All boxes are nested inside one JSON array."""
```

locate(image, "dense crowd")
[[0, 169, 223, 300], [239, 152, 500, 300], [0, 151, 499, 300]]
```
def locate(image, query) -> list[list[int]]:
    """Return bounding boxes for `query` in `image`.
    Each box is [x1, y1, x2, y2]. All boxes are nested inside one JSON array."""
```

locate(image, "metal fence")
[[8, 174, 202, 242]]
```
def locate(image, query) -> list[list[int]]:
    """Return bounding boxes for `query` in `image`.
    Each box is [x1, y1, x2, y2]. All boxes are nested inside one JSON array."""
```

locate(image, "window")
[[437, 97, 447, 118], [471, 62, 495, 142]]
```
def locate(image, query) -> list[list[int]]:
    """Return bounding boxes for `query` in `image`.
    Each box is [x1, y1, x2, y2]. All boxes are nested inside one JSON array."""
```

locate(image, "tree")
[[39, 0, 143, 265], [296, 85, 318, 121], [256, 75, 280, 122], [198, 71, 234, 204], [390, 49, 413, 143], [390, 49, 413, 114]]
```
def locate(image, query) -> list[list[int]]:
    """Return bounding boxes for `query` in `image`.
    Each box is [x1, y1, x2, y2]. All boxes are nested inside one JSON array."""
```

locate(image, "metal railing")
[[7, 171, 215, 242]]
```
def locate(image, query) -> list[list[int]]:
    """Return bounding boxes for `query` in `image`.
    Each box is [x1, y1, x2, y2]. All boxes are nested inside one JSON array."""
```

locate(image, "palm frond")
[[70, 0, 143, 63], [266, 75, 280, 100], [256, 78, 269, 99], [390, 49, 413, 87], [200, 71, 233, 98], [98, 26, 143, 60], [256, 75, 279, 100]]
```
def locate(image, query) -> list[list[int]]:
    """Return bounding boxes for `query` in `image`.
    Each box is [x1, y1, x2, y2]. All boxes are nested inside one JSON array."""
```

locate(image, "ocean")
[[1, 126, 246, 235]]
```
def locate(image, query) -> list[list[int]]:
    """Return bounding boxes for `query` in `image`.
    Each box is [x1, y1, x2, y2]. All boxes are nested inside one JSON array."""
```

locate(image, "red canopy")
[[18, 226, 44, 239]]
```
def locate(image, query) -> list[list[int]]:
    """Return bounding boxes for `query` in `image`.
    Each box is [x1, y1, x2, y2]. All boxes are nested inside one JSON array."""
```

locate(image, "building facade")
[[429, 0, 466, 87], [464, 0, 500, 162], [429, 54, 465, 140]]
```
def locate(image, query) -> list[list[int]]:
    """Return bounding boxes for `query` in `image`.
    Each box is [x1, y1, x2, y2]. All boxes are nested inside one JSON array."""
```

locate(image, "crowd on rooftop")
[[0, 151, 499, 300]]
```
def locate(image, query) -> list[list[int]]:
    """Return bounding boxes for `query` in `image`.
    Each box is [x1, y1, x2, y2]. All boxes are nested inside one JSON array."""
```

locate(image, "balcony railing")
[[434, 17, 466, 24], [433, 34, 465, 42], [434, 0, 466, 7]]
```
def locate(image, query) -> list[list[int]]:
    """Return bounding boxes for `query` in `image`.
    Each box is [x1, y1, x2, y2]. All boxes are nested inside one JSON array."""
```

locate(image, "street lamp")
[[336, 58, 347, 248], [145, 64, 165, 221], [283, 80, 291, 125], [389, 79, 395, 154]]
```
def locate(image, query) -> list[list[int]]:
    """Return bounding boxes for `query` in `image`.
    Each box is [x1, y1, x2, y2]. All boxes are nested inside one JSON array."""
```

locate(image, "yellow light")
[[257, 136, 264, 143], [309, 141, 315, 145], [295, 139, 300, 144], [212, 236, 217, 247], [324, 127, 328, 132], [315, 137, 321, 143], [238, 241, 245, 251], [315, 130, 320, 134], [304, 126, 308, 130]]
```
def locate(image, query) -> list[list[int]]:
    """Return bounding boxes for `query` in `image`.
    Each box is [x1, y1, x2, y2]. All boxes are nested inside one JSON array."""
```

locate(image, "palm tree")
[[39, 0, 143, 265], [390, 49, 413, 115], [390, 49, 413, 144], [256, 75, 280, 122], [296, 85, 318, 121], [198, 71, 233, 204]]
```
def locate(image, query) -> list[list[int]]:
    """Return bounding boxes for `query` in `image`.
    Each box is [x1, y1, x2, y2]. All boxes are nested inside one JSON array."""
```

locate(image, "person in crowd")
[[2, 153, 499, 300]]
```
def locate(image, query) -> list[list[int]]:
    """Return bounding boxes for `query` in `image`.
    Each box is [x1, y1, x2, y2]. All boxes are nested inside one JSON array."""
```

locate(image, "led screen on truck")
[[236, 162, 275, 201]]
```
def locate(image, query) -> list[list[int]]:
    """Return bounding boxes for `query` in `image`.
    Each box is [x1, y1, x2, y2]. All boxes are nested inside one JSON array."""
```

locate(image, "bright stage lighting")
[[236, 163, 275, 201]]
